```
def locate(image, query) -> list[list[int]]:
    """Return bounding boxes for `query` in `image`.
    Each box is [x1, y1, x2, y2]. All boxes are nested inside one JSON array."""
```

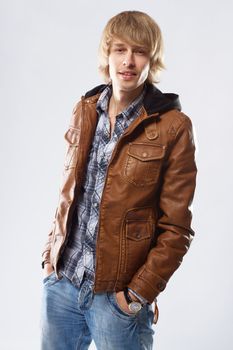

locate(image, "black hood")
[[84, 83, 181, 116]]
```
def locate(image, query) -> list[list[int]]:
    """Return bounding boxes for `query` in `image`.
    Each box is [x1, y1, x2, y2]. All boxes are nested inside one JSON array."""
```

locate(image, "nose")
[[123, 50, 135, 67]]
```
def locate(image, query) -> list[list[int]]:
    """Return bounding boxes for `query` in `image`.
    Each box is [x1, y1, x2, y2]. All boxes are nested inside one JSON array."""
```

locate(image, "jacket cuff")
[[128, 267, 167, 304]]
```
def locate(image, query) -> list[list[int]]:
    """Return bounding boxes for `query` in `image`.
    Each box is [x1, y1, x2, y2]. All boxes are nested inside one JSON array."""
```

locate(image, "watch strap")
[[128, 288, 148, 305], [41, 260, 50, 269], [123, 287, 143, 306]]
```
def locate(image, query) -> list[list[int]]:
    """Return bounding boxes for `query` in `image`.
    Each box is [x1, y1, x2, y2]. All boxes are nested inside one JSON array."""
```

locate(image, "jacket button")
[[136, 233, 141, 239], [142, 152, 147, 157]]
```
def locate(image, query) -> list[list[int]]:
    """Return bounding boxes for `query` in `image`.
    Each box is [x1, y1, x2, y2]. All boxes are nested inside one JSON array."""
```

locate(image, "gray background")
[[1, 0, 232, 349]]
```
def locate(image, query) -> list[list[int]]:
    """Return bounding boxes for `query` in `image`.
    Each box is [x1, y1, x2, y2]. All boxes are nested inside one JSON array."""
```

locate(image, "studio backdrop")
[[0, 0, 232, 349]]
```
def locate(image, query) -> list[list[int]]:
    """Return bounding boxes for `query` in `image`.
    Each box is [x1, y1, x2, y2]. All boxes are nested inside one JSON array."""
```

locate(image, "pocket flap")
[[126, 220, 151, 241], [128, 143, 165, 161], [64, 127, 80, 145]]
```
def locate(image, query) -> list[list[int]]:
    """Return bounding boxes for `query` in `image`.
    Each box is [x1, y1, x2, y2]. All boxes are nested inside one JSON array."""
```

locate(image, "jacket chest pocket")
[[123, 143, 166, 186], [64, 127, 80, 170]]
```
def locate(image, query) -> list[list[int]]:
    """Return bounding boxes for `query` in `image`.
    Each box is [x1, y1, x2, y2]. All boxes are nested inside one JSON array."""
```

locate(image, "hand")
[[115, 290, 140, 315], [115, 291, 133, 314], [43, 262, 54, 278]]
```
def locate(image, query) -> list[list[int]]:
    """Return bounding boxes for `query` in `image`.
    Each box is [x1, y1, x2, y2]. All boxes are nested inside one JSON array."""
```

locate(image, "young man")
[[41, 10, 197, 350]]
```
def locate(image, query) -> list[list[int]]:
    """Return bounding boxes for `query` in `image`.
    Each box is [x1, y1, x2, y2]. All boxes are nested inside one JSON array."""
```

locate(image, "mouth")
[[118, 71, 137, 80], [119, 71, 137, 76]]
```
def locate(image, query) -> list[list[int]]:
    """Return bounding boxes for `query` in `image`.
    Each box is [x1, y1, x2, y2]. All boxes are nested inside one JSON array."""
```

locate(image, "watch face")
[[129, 301, 142, 313]]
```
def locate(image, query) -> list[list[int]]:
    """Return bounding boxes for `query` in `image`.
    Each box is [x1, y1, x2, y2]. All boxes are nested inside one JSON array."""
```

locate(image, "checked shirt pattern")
[[60, 83, 146, 294]]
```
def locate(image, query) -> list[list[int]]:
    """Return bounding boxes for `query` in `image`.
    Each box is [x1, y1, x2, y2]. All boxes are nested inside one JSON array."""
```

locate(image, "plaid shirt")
[[60, 83, 148, 303]]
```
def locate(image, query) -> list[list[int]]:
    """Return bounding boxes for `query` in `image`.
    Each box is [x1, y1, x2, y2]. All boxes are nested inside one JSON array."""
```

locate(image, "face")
[[108, 37, 150, 92]]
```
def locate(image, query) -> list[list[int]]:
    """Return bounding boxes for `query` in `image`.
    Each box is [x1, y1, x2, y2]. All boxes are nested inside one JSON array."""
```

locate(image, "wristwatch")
[[123, 288, 142, 313]]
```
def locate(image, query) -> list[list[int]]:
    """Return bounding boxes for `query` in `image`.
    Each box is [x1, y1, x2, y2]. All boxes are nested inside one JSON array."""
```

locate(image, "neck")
[[108, 83, 144, 116]]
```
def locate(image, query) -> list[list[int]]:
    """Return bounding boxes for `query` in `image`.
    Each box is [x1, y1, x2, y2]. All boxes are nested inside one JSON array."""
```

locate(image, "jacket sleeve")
[[41, 102, 80, 267], [127, 116, 197, 304], [41, 209, 57, 266]]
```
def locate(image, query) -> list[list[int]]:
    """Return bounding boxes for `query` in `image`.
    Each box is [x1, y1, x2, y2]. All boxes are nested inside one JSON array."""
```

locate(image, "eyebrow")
[[112, 43, 126, 48], [112, 43, 147, 50]]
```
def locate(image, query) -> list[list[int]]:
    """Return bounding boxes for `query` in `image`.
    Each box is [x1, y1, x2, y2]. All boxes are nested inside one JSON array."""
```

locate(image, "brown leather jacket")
[[42, 83, 197, 307]]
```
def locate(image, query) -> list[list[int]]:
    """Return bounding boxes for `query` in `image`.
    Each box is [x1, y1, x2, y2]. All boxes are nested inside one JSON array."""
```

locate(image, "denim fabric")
[[41, 272, 155, 350]]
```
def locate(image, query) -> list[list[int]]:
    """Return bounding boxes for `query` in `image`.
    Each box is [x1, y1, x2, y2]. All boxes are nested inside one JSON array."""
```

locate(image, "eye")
[[135, 49, 146, 55], [115, 48, 125, 53]]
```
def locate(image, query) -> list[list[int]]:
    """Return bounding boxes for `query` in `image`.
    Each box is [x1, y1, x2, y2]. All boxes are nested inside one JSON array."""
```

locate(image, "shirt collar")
[[96, 83, 146, 119]]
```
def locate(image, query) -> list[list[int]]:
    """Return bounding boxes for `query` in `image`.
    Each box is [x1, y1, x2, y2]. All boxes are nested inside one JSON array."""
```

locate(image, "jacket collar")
[[83, 82, 181, 117]]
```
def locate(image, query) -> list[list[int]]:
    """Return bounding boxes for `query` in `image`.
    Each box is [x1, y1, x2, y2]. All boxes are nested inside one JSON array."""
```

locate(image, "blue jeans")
[[41, 272, 155, 349]]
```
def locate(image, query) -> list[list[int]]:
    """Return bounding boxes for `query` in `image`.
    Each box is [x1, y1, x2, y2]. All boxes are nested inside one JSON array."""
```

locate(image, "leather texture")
[[42, 83, 197, 305]]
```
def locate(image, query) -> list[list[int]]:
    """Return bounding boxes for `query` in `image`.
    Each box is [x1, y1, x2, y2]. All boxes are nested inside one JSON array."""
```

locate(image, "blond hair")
[[98, 10, 165, 84]]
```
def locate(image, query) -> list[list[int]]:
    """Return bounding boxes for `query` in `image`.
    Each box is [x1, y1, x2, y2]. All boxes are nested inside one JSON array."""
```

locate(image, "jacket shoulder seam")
[[167, 111, 192, 140]]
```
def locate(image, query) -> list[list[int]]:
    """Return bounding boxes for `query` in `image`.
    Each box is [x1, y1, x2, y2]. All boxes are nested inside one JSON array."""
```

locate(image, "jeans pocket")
[[43, 271, 55, 283], [106, 292, 137, 320], [42, 272, 61, 287]]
